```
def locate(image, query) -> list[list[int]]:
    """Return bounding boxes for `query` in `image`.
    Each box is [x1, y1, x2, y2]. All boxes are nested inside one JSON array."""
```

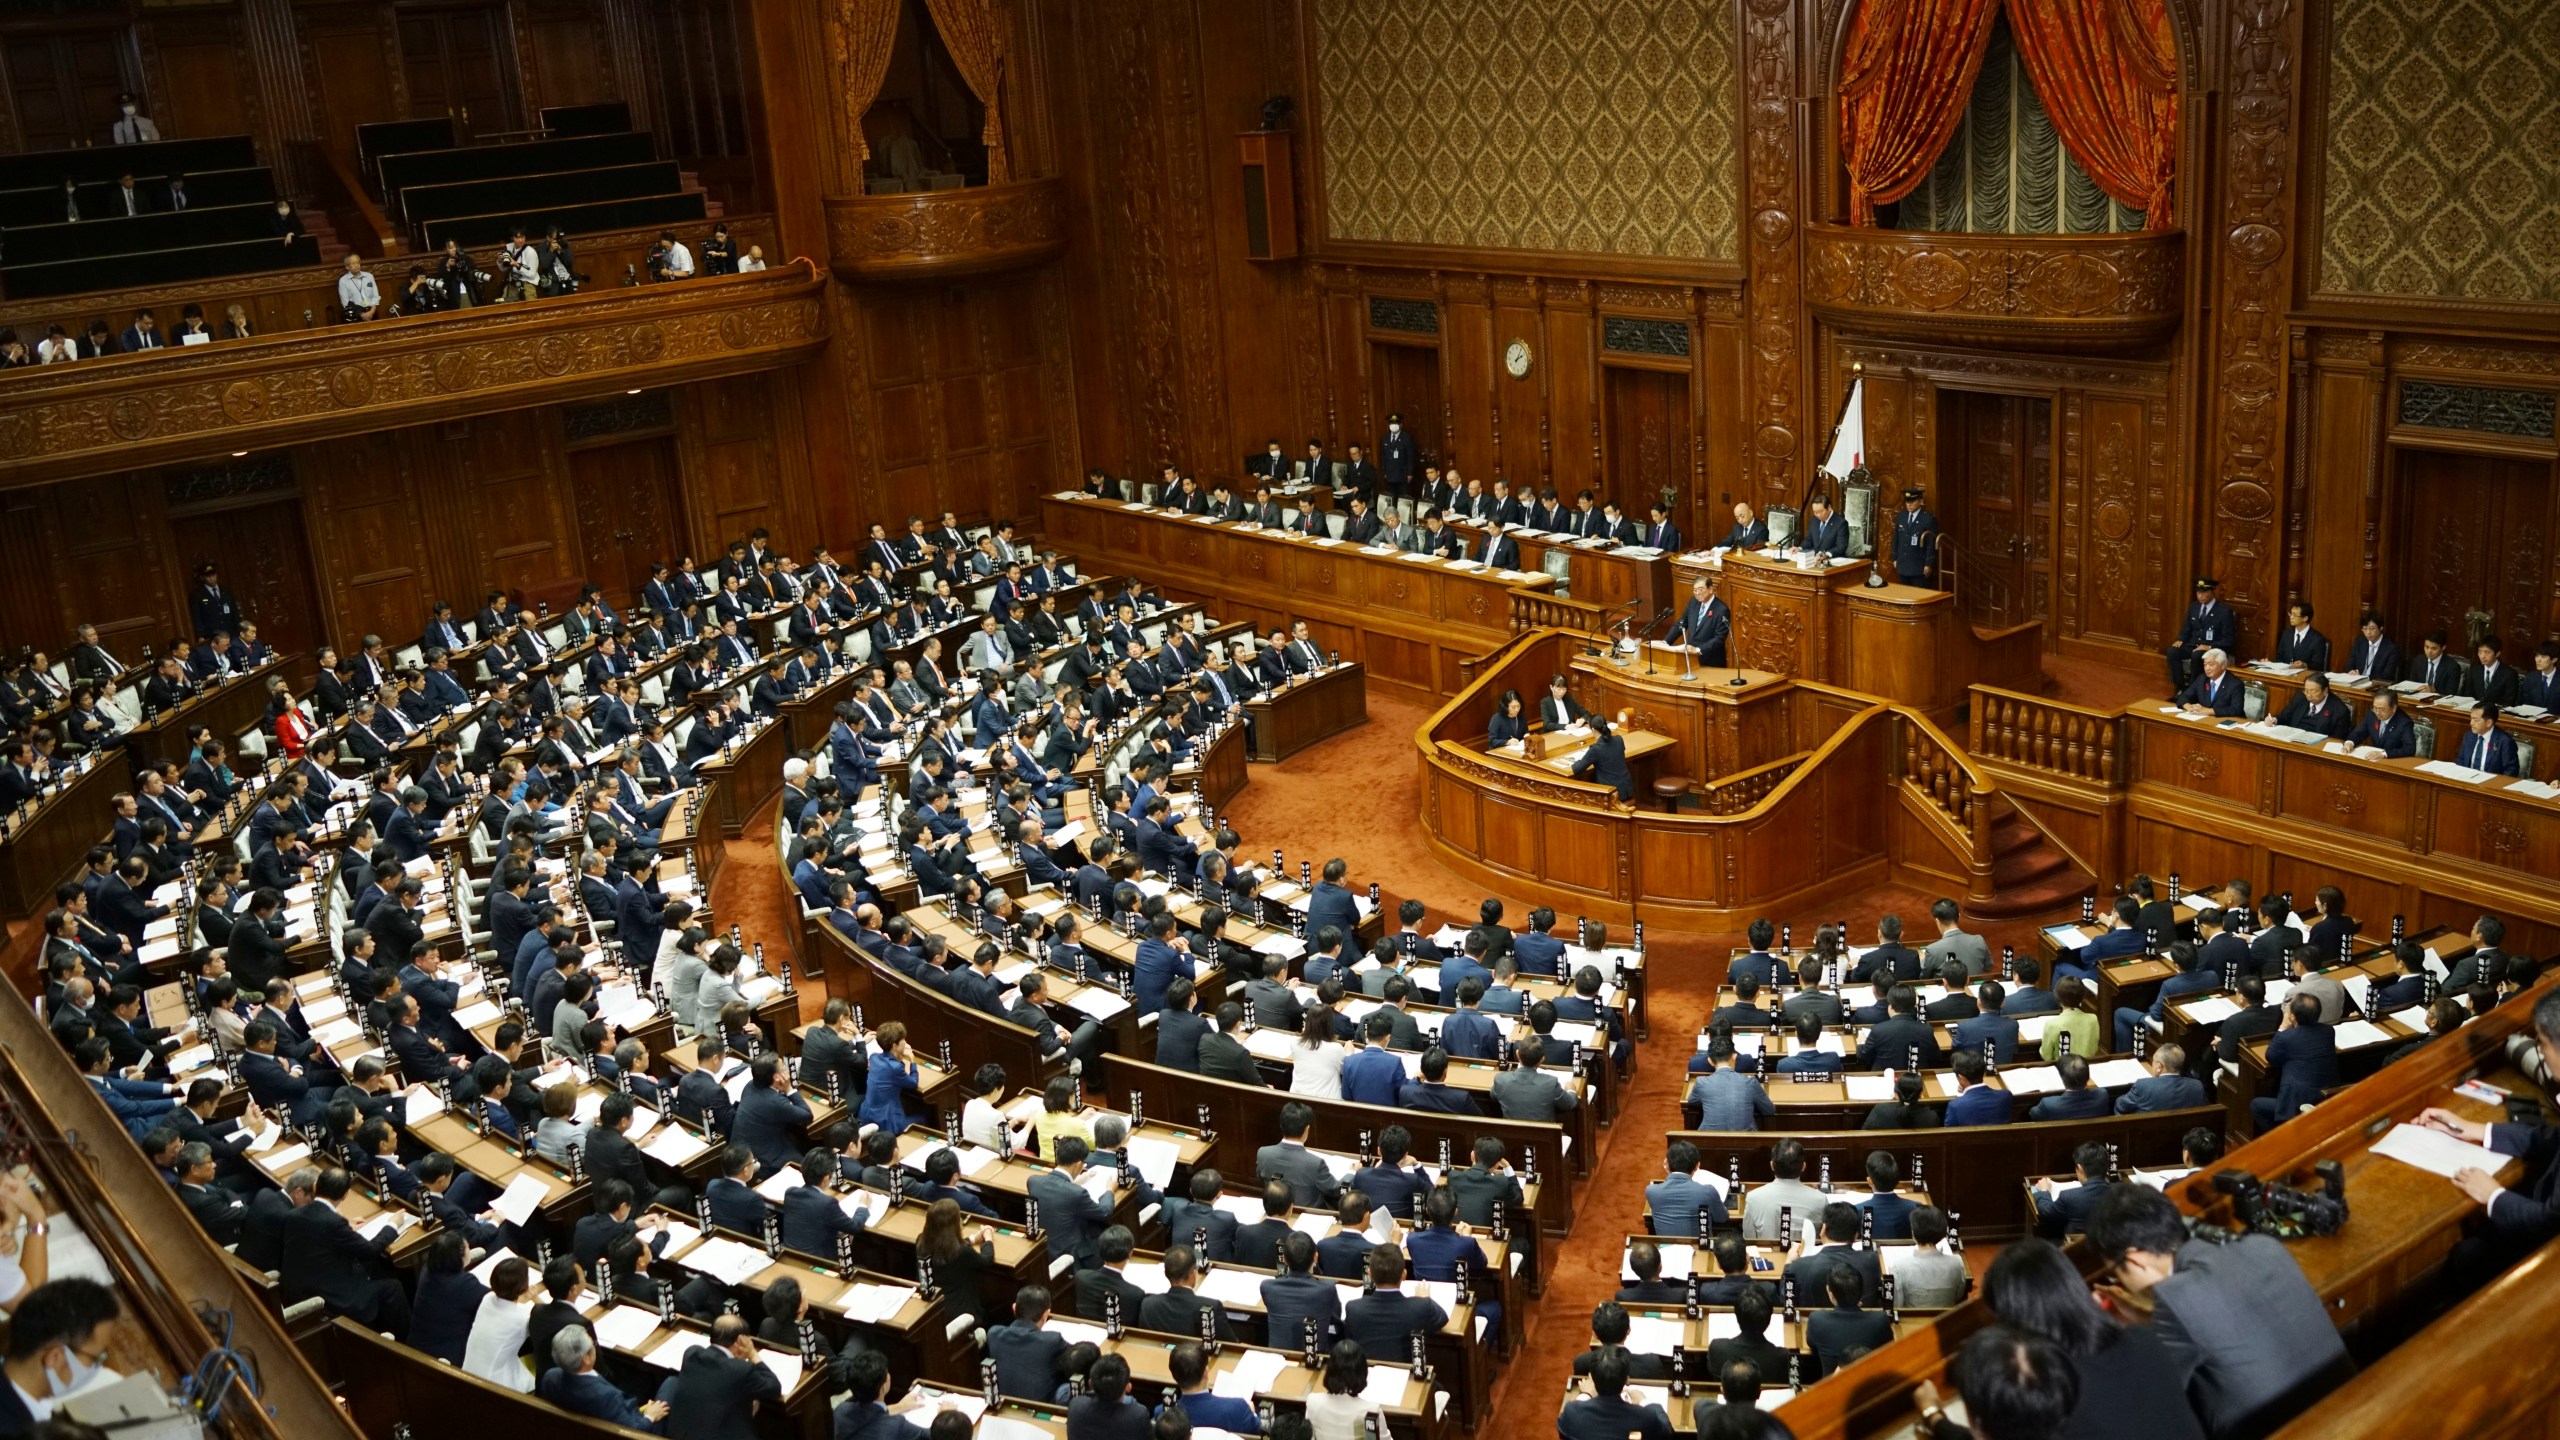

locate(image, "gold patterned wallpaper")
[[2319, 0, 2560, 302], [1311, 0, 1738, 261]]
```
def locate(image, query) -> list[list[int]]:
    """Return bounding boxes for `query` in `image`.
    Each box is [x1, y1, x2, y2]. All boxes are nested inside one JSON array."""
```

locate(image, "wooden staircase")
[[299, 206, 351, 268], [1970, 796, 2086, 919]]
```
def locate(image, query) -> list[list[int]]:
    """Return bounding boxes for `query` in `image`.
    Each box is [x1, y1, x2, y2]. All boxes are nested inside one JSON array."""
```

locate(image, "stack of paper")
[[2369, 1122, 2504, 1178], [1211, 1349, 1290, 1399], [642, 1332, 707, 1370], [834, 1282, 917, 1324], [594, 1305, 665, 1352]]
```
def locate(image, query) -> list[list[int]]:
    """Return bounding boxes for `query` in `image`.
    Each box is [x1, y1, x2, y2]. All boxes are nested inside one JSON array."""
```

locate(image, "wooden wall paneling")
[[1189, 0, 1302, 465], [1699, 292, 1746, 513], [241, 0, 322, 191], [1739, 0, 1805, 512], [298, 2, 404, 163], [2299, 335, 2382, 638], [1491, 283, 1544, 487], [520, 0, 618, 115], [396, 2, 519, 134], [0, 489, 53, 655], [301, 431, 436, 651], [1442, 279, 1494, 477], [138, 8, 261, 150], [165, 492, 326, 663], [34, 476, 177, 652], [676, 374, 793, 555], [2, 23, 137, 156], [451, 410, 580, 608]]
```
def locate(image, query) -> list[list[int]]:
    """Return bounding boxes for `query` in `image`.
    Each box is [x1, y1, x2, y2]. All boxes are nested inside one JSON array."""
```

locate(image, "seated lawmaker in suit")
[[2406, 631, 2469, 696], [2476, 641, 2523, 707], [2455, 706, 2522, 776], [1570, 715, 1636, 801], [2176, 649, 2245, 717], [2273, 672, 2353, 739], [1719, 502, 1768, 551], [2346, 689, 2416, 757]]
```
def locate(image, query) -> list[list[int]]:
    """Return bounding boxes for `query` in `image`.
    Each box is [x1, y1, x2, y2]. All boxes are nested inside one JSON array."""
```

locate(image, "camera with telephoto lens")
[[2209, 1162, 2348, 1240]]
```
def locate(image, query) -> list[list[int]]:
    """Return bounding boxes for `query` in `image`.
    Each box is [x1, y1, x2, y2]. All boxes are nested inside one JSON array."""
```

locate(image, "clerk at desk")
[[1571, 716, 1636, 801], [2456, 706, 2521, 777], [2273, 673, 2352, 739], [1538, 674, 1585, 729], [1719, 502, 1767, 551]]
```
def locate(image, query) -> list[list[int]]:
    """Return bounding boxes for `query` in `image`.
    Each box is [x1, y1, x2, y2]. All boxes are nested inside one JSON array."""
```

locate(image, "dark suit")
[[2407, 649, 2467, 695], [664, 1344, 783, 1440], [2177, 669, 2245, 716], [2165, 599, 2239, 690], [1571, 733, 1635, 801], [2345, 707, 2415, 757], [987, 1322, 1068, 1400]]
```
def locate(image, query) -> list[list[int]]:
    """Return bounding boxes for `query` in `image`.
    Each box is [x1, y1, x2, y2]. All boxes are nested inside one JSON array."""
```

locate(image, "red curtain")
[[1838, 0, 2002, 225], [2006, 0, 2177, 226]]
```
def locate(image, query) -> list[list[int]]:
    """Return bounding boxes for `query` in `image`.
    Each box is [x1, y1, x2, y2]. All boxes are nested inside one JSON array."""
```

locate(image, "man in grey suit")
[[1921, 899, 1991, 979], [1243, 955, 1305, 1034], [1490, 1041, 1579, 1121], [1739, 1139, 1829, 1242], [1684, 1037, 1775, 1130], [1256, 1102, 1345, 1208], [2088, 1183, 2351, 1439], [1025, 1136, 1114, 1269]]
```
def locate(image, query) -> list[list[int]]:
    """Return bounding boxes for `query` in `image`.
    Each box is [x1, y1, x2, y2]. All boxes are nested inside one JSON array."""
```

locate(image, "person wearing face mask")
[[110, 93, 160, 145], [1379, 411, 1418, 503], [0, 1277, 121, 1430], [269, 199, 303, 245]]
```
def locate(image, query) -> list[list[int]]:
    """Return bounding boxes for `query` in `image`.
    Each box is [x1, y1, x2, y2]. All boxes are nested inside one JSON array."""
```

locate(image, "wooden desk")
[[1244, 661, 1369, 763], [1038, 495, 1551, 701], [1195, 706, 1249, 811], [2237, 663, 2560, 782], [1695, 551, 2039, 725], [122, 657, 287, 776], [693, 711, 789, 839], [0, 747, 120, 922]]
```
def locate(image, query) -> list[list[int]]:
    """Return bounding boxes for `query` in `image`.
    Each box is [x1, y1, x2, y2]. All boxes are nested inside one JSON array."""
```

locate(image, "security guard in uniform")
[[1892, 488, 1937, 587]]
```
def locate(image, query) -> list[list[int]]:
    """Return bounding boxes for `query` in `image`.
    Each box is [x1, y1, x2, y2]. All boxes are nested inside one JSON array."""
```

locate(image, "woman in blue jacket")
[[859, 1020, 923, 1133]]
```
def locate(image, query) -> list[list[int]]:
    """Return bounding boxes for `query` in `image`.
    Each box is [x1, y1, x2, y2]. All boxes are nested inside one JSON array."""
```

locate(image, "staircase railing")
[[1970, 685, 2125, 788], [1697, 751, 1810, 815], [1896, 704, 1997, 901]]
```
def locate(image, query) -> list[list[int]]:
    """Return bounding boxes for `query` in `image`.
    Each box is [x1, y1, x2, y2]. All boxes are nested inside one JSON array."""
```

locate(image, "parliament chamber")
[[1, 2, 2559, 1440]]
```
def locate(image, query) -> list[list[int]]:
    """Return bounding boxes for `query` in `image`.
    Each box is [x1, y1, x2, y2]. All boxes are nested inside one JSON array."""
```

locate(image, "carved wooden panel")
[[1739, 0, 1802, 506], [2075, 396, 2150, 644], [826, 177, 1070, 282], [2198, 0, 2301, 653], [42, 476, 176, 649], [1803, 224, 2184, 351], [0, 269, 827, 486], [303, 431, 437, 651]]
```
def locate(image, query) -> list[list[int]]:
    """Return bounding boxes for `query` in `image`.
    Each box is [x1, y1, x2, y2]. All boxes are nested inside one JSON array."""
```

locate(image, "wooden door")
[[398, 5, 518, 133], [172, 499, 325, 663], [570, 438, 686, 606], [2394, 450, 2556, 663], [4, 30, 137, 153], [1934, 389, 2052, 630], [1604, 366, 1692, 524], [1369, 341, 1444, 469]]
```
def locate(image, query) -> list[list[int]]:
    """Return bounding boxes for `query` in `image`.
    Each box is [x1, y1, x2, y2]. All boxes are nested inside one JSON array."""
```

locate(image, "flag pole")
[[1797, 362, 1864, 520]]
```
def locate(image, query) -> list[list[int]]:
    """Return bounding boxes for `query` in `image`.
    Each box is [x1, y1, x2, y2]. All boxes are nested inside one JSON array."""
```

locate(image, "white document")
[[1622, 1315, 1684, 1357], [644, 1127, 709, 1165], [2179, 996, 2241, 1025], [1358, 1363, 1415, 1406], [490, 1173, 552, 1227], [1126, 1134, 1183, 1189], [593, 1305, 664, 1352], [642, 1332, 708, 1371], [2368, 1122, 2505, 1179], [2332, 1019, 2391, 1050], [1212, 1348, 1290, 1399], [404, 1087, 446, 1124], [1842, 1075, 1894, 1101]]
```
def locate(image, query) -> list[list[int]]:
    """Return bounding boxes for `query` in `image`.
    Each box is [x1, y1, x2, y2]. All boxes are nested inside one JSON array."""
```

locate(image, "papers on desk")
[[2088, 1058, 2151, 1088], [1066, 987, 1131, 1021], [678, 1236, 774, 1286], [594, 1305, 664, 1352], [1623, 1314, 1685, 1357], [755, 1165, 803, 1203], [490, 1173, 552, 1227], [2510, 779, 2560, 800], [2041, 924, 2098, 948], [1252, 933, 1307, 961], [532, 1065, 581, 1091], [1244, 1028, 1299, 1061], [739, 975, 785, 1005], [1842, 1074, 1895, 1102], [2179, 996, 2242, 1025], [2416, 760, 2496, 784], [1622, 1242, 1693, 1281], [2000, 1065, 2063, 1096], [643, 1332, 708, 1371], [263, 1142, 312, 1172], [404, 1087, 446, 1124], [1126, 1134, 1183, 1189], [2390, 1006, 2431, 1031], [1196, 1266, 1265, 1308], [1212, 1348, 1290, 1400], [2332, 1019, 2392, 1050], [643, 1126, 709, 1166], [755, 1349, 807, 1394], [2369, 1122, 2506, 1179], [312, 1016, 363, 1048], [1359, 1364, 1416, 1407], [834, 1280, 916, 1324], [2130, 1167, 2195, 1191]]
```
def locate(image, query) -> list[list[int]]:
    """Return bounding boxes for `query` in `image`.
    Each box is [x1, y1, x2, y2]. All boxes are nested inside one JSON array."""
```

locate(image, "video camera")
[[2209, 1161, 2348, 1240]]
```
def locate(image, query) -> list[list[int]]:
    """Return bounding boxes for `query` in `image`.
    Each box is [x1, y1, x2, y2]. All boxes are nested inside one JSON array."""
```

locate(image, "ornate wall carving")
[[1803, 224, 2184, 350], [824, 176, 1070, 281], [1740, 0, 1802, 504], [2199, 0, 2299, 647], [0, 270, 827, 484], [1310, 0, 1739, 261], [2319, 0, 2560, 304]]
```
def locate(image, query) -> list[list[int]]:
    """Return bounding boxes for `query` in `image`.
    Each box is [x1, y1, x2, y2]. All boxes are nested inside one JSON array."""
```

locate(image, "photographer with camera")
[[437, 237, 487, 307], [2086, 1184, 2350, 1440], [2417, 989, 2560, 1291]]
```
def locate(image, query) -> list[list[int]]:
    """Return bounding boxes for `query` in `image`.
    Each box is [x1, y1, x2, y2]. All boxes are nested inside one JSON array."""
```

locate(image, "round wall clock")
[[1503, 339, 1534, 378]]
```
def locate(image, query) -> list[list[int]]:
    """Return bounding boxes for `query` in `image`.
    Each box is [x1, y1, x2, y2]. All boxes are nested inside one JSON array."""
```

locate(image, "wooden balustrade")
[[1901, 716, 1978, 833], [1509, 588, 1611, 634], [1696, 751, 1809, 815], [1970, 685, 2125, 786]]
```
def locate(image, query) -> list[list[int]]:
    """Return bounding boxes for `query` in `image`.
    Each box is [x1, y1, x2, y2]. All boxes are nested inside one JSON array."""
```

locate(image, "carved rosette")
[[825, 176, 1070, 283], [1730, 597, 1802, 674], [1804, 225, 2185, 350]]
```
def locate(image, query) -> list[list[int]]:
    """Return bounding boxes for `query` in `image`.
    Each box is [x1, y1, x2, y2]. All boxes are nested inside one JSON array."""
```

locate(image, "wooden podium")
[[1699, 550, 2041, 725]]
